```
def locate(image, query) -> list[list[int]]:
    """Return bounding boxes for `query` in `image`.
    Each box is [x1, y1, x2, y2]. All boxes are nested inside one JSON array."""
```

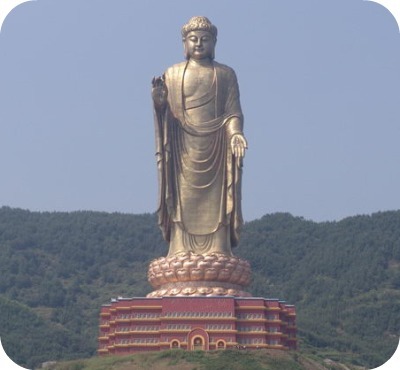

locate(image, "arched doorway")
[[192, 336, 204, 351], [187, 328, 209, 351]]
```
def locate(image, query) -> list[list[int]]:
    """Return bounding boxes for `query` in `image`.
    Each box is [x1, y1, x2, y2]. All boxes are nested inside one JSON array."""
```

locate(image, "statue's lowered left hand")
[[231, 134, 247, 161]]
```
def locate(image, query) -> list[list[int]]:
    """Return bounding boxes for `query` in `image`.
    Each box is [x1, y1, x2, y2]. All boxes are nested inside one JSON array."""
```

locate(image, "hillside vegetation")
[[0, 207, 399, 369], [47, 348, 368, 370]]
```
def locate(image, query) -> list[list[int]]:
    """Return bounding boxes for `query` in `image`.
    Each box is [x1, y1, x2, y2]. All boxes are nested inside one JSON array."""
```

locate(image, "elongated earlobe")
[[211, 38, 217, 59], [183, 42, 190, 60]]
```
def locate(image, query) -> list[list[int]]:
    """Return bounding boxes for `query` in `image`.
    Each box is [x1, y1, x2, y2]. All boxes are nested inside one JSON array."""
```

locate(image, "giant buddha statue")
[[148, 16, 251, 297]]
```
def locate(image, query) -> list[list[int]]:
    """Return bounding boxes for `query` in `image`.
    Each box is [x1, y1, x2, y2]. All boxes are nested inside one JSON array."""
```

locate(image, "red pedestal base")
[[98, 296, 297, 355]]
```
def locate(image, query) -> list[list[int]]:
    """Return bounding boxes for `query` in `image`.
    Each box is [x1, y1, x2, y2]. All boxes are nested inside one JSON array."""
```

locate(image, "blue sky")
[[0, 0, 399, 222]]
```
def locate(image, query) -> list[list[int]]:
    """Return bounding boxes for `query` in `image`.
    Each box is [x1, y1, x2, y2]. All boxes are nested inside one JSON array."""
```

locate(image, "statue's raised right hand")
[[152, 75, 168, 109]]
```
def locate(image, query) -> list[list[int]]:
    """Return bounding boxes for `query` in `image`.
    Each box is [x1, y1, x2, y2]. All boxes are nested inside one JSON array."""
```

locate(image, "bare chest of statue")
[[183, 63, 216, 121]]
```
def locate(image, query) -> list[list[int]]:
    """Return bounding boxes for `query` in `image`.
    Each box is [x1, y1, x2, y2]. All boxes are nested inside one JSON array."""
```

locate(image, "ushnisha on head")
[[182, 16, 217, 60], [181, 16, 218, 40]]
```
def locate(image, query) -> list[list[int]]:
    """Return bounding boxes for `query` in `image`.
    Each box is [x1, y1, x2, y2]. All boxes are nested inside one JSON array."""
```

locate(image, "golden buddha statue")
[[148, 16, 251, 297], [152, 16, 247, 257]]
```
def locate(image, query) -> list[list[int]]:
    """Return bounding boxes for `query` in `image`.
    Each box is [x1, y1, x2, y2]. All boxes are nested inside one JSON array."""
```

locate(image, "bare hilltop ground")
[[45, 349, 368, 370]]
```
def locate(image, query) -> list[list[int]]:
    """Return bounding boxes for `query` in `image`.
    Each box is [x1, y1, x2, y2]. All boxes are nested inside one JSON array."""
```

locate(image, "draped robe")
[[154, 60, 244, 256]]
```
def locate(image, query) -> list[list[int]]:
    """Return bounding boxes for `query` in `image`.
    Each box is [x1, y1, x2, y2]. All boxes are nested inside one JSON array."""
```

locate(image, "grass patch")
[[50, 354, 137, 370], [50, 349, 364, 370]]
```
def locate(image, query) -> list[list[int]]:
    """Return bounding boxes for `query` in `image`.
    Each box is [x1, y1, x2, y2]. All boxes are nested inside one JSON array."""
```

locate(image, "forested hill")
[[0, 207, 399, 369]]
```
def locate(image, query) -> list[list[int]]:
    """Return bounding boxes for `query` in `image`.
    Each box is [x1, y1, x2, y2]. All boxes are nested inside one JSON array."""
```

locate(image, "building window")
[[171, 340, 180, 349]]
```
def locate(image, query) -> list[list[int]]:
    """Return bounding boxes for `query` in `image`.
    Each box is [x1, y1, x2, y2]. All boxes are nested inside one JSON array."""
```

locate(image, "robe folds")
[[154, 60, 244, 256]]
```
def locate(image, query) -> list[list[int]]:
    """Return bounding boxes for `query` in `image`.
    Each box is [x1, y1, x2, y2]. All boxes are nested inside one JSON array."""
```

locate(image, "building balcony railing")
[[158, 329, 188, 333], [265, 319, 283, 324], [204, 329, 237, 333], [114, 330, 158, 336], [113, 343, 160, 348], [235, 306, 281, 311], [267, 331, 284, 336], [113, 318, 161, 323], [160, 316, 235, 321], [236, 331, 284, 336], [111, 316, 289, 324], [236, 318, 267, 323], [236, 331, 268, 335], [162, 312, 234, 318], [158, 341, 188, 346]]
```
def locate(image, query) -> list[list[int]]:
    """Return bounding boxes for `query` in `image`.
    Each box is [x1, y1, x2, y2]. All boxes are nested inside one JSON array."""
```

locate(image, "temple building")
[[98, 296, 296, 354]]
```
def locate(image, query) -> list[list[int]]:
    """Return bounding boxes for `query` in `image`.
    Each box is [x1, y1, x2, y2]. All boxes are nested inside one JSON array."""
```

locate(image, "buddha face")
[[184, 30, 216, 60]]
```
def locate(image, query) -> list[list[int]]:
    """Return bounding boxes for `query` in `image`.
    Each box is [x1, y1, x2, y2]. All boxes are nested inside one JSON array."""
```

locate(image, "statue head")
[[182, 16, 217, 60]]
